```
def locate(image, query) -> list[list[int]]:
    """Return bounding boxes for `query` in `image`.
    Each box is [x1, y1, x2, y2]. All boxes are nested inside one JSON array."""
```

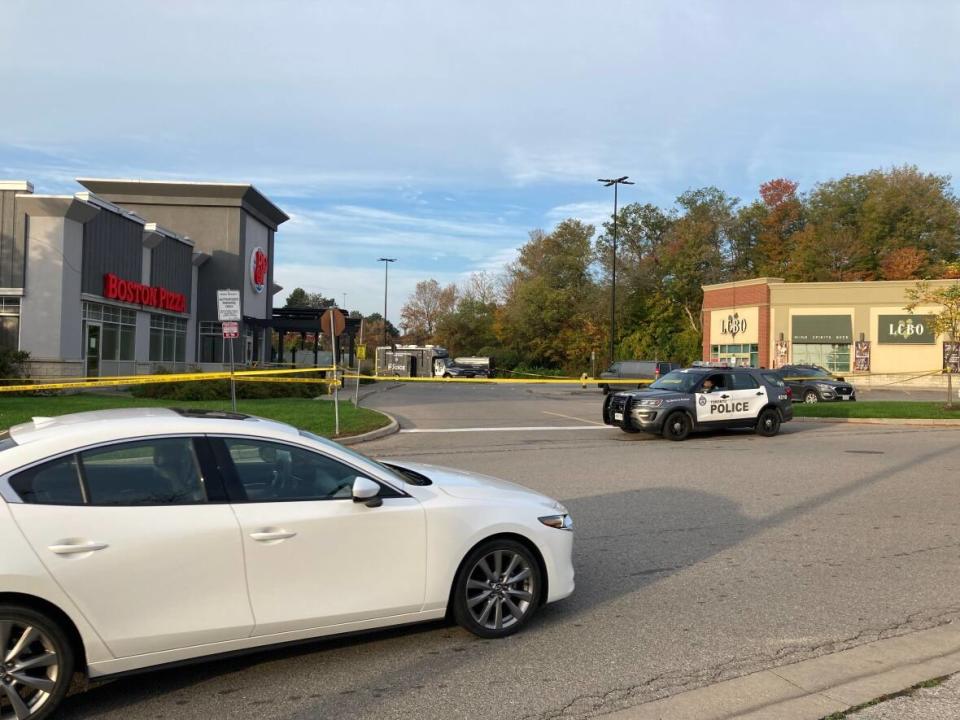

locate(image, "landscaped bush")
[[131, 367, 329, 400]]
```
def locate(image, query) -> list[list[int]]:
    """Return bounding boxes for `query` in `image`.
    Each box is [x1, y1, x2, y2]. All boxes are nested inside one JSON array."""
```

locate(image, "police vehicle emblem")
[[698, 396, 707, 406]]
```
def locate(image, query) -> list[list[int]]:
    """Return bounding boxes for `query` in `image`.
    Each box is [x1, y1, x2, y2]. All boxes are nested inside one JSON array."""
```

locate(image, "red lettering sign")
[[102, 273, 187, 313]]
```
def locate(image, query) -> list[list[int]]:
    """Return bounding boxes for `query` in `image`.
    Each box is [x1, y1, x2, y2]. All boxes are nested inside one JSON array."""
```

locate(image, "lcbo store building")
[[702, 277, 960, 385], [0, 178, 287, 378]]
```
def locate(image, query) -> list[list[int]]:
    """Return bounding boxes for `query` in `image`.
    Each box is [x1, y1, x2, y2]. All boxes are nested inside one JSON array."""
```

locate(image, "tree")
[[906, 280, 960, 407], [360, 313, 400, 360], [399, 279, 458, 344], [284, 288, 334, 309], [754, 178, 804, 277], [497, 220, 602, 370]]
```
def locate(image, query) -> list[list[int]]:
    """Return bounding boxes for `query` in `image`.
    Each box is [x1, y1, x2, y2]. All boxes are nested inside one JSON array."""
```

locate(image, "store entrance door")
[[85, 324, 102, 377]]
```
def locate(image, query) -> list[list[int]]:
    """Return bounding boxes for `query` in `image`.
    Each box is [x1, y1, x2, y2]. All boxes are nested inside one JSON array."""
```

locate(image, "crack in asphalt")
[[517, 607, 960, 720]]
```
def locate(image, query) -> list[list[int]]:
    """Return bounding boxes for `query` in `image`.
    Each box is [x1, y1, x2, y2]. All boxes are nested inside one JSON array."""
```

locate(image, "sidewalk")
[[845, 673, 960, 719], [605, 623, 960, 719]]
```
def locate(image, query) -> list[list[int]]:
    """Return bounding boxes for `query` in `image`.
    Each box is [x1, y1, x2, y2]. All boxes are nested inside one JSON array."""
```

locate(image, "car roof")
[[1, 408, 302, 471]]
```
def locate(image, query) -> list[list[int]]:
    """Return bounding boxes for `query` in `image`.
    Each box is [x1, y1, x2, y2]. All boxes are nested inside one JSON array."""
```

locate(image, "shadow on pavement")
[[57, 443, 958, 719]]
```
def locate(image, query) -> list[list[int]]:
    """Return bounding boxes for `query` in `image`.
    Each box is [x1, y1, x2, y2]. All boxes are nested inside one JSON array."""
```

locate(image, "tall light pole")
[[378, 258, 397, 349], [597, 176, 634, 365]]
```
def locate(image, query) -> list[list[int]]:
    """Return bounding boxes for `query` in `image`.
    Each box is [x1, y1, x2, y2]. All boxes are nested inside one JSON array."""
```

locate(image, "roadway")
[[61, 383, 960, 720]]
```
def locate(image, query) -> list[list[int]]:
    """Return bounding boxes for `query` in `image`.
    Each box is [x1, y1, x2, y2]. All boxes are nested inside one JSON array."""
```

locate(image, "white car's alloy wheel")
[[455, 540, 541, 638], [0, 610, 69, 720]]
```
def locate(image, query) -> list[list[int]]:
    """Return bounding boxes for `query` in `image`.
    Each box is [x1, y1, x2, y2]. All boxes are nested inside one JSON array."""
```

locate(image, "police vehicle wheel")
[[662, 412, 691, 441], [803, 389, 819, 404], [756, 408, 781, 437]]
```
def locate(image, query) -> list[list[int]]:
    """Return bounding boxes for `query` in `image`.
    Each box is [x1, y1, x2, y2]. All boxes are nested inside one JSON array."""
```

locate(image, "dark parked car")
[[598, 360, 680, 393], [777, 364, 856, 404], [602, 367, 794, 441]]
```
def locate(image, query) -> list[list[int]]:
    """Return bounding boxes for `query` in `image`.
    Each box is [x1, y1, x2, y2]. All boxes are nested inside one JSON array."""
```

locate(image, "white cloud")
[[544, 201, 611, 231]]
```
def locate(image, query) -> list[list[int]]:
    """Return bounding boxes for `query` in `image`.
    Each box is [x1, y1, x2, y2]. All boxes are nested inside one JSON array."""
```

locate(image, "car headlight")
[[639, 398, 663, 407], [815, 383, 833, 391], [539, 514, 574, 531]]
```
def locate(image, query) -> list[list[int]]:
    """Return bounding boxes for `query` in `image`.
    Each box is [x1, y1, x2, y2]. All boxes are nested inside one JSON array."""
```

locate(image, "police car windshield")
[[648, 370, 701, 392]]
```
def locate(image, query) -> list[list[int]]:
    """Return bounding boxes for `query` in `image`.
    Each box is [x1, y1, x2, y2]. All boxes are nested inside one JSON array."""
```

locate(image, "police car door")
[[695, 372, 762, 423], [727, 372, 766, 421]]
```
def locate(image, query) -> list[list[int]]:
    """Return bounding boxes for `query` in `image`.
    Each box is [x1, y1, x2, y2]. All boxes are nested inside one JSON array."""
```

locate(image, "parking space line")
[[399, 425, 615, 433], [542, 410, 605, 425]]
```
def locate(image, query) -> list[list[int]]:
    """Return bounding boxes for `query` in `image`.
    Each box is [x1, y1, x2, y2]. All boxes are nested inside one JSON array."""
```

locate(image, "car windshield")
[[648, 370, 702, 393]]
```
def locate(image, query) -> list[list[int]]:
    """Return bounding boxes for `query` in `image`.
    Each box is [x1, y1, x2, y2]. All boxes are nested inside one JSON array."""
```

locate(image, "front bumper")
[[603, 394, 667, 432]]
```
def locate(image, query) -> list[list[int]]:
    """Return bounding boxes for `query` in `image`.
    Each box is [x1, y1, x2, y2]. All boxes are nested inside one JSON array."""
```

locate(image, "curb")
[[605, 622, 960, 720], [794, 416, 960, 428], [335, 411, 400, 445]]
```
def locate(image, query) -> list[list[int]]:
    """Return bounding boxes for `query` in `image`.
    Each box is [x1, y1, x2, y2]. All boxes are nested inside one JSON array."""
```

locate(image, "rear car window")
[[729, 373, 760, 390], [80, 438, 207, 506], [762, 373, 785, 387], [10, 456, 85, 505]]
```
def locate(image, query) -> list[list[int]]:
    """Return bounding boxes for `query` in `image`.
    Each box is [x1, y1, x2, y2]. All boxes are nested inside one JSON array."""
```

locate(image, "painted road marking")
[[399, 425, 616, 434], [542, 410, 605, 426]]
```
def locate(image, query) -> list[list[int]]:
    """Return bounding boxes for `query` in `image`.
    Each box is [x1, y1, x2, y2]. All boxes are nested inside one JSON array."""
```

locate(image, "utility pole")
[[378, 258, 397, 349], [597, 176, 634, 365]]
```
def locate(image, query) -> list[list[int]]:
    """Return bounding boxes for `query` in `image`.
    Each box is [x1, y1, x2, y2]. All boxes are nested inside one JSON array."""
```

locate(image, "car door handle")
[[48, 541, 108, 555], [250, 530, 297, 542], [756, 391, 764, 396], [720, 394, 730, 399]]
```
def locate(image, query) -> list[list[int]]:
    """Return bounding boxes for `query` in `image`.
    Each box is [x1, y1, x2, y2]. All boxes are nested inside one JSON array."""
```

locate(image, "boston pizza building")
[[0, 178, 287, 377]]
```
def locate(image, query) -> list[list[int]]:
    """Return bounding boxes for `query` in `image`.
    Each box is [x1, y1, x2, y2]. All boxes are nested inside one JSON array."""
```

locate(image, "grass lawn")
[[795, 400, 960, 420], [0, 394, 390, 438]]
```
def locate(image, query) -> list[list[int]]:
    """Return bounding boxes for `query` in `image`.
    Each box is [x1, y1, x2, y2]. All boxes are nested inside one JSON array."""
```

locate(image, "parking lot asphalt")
[[60, 383, 960, 720]]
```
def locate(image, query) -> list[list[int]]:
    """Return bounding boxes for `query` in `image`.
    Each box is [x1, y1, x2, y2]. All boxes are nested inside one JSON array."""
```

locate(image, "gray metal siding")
[[81, 210, 142, 295], [0, 190, 25, 288], [150, 237, 192, 305]]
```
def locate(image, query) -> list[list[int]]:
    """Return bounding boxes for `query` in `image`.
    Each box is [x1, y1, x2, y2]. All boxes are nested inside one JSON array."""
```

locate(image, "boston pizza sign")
[[103, 273, 186, 313], [250, 246, 268, 294]]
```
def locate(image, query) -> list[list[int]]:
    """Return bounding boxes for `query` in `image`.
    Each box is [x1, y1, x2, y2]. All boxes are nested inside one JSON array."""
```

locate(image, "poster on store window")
[[944, 342, 960, 374], [854, 341, 871, 373], [775, 339, 788, 368]]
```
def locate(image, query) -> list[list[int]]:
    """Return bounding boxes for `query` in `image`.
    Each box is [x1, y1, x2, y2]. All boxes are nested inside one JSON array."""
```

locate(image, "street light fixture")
[[597, 176, 634, 365], [378, 258, 397, 349]]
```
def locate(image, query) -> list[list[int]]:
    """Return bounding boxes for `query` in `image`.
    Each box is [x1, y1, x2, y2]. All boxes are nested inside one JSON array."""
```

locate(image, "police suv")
[[602, 366, 794, 441]]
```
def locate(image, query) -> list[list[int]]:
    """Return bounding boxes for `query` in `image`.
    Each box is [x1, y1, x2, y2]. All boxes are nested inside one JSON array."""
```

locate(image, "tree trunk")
[[948, 369, 954, 410]]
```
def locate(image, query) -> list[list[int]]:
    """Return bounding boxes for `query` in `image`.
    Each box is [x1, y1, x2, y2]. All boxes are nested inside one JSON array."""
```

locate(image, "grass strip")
[[795, 401, 960, 420], [0, 395, 389, 438]]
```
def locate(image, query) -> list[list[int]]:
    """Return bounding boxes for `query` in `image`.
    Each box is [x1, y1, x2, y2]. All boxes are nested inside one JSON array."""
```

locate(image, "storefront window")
[[710, 343, 759, 367], [0, 297, 20, 351], [792, 343, 851, 372], [82, 302, 136, 361], [199, 321, 224, 363], [150, 314, 187, 364]]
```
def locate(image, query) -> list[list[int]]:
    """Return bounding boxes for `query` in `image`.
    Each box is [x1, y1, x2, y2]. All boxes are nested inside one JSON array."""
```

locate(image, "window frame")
[[0, 435, 229, 506], [208, 435, 408, 504]]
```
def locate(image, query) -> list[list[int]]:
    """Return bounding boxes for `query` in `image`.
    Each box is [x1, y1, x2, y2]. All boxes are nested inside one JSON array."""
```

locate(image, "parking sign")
[[217, 290, 241, 321]]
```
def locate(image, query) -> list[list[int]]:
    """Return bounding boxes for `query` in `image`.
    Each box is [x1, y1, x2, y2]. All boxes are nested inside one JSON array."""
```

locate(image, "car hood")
[[385, 460, 562, 507], [616, 388, 684, 400]]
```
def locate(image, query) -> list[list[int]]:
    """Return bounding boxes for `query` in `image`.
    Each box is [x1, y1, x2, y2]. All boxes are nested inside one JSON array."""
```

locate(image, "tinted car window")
[[762, 373, 785, 387], [223, 438, 362, 502], [80, 438, 207, 506], [10, 456, 84, 505], [729, 373, 760, 390]]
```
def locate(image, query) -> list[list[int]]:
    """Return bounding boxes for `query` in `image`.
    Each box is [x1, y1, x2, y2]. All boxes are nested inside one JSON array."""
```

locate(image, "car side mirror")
[[352, 477, 382, 508]]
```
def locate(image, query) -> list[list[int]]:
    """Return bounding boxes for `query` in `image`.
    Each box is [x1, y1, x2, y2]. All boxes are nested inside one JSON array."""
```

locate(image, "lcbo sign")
[[721, 312, 747, 338], [103, 273, 186, 313]]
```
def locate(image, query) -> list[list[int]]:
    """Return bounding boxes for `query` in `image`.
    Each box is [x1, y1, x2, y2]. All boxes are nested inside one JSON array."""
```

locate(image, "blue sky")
[[2, 1, 959, 323]]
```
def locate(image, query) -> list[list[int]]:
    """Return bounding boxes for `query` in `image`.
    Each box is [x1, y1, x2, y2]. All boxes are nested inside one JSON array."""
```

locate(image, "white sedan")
[[0, 408, 574, 720]]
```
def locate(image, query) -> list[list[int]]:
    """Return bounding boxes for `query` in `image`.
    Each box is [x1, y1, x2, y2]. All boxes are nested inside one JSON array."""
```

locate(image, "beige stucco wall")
[[767, 281, 954, 374]]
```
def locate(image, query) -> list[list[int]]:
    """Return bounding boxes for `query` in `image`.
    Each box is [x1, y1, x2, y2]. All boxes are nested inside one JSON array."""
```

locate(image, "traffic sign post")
[[322, 309, 343, 436], [218, 290, 242, 412]]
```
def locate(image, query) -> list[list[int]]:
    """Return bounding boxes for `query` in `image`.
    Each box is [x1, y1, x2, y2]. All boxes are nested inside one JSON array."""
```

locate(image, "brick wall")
[[702, 282, 772, 367]]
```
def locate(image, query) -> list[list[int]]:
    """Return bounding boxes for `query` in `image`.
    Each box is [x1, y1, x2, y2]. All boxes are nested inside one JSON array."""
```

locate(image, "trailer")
[[376, 345, 451, 378]]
